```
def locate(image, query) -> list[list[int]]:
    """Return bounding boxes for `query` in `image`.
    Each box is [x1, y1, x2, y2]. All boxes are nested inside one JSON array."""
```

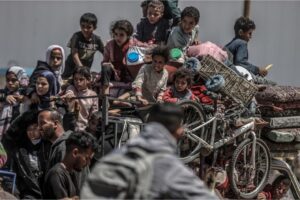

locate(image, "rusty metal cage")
[[199, 55, 258, 105]]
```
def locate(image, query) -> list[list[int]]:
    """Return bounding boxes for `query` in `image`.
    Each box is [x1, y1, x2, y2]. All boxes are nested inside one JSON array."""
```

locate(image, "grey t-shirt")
[[167, 25, 199, 50], [44, 163, 79, 199]]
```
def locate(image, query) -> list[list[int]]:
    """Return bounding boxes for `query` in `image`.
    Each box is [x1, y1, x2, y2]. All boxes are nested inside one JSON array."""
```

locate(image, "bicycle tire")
[[178, 100, 207, 137], [229, 138, 271, 199], [177, 100, 208, 162]]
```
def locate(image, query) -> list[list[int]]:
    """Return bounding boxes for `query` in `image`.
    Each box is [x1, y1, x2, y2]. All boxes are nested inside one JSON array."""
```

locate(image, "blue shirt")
[[225, 37, 259, 75]]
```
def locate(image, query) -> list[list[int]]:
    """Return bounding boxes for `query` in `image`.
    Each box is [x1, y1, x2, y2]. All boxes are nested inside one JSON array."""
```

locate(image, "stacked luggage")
[[256, 85, 300, 158]]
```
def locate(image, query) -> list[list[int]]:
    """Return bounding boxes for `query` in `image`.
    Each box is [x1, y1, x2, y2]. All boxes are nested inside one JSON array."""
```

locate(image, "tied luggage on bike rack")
[[199, 55, 258, 105]]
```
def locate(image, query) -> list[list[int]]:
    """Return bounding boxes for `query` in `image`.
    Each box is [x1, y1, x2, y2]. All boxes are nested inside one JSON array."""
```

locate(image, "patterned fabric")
[[258, 100, 300, 110], [266, 116, 300, 129], [0, 104, 13, 138], [264, 139, 300, 151], [0, 142, 7, 167], [260, 108, 300, 117], [256, 85, 300, 103], [291, 128, 300, 142]]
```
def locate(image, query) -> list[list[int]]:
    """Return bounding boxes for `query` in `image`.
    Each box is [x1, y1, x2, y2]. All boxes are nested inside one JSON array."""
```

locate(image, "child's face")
[[273, 181, 290, 199], [239, 29, 254, 42], [49, 49, 63, 70], [26, 123, 40, 140], [74, 73, 89, 91], [6, 73, 20, 91], [81, 22, 95, 40], [175, 77, 188, 92], [36, 77, 49, 96], [152, 55, 166, 72], [113, 29, 129, 47], [180, 16, 197, 34], [88, 117, 99, 134], [147, 7, 163, 24]]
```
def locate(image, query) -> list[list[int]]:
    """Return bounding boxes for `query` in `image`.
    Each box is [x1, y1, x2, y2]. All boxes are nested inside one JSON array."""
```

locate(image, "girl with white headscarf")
[[0, 66, 28, 138]]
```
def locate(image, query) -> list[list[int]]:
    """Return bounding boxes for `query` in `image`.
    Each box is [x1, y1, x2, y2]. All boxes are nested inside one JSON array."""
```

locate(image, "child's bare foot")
[[108, 109, 121, 116], [112, 100, 132, 107]]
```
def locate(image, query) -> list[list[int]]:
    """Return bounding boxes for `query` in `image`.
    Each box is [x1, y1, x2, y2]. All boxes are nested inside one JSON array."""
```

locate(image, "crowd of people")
[[0, 0, 278, 199]]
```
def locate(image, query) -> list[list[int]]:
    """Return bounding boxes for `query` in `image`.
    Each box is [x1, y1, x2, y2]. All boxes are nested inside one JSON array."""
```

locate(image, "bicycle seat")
[[254, 118, 269, 129]]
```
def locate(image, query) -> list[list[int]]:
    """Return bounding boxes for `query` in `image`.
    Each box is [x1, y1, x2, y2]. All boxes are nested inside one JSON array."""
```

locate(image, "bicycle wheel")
[[229, 138, 271, 199], [177, 100, 208, 162], [178, 100, 207, 136]]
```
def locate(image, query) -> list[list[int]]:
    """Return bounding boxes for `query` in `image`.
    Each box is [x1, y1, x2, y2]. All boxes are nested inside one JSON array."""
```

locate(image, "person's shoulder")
[[105, 39, 115, 47], [139, 17, 148, 24], [171, 26, 181, 33], [232, 38, 247, 45], [143, 63, 153, 71], [71, 31, 82, 39], [87, 88, 97, 96], [158, 18, 171, 27], [92, 33, 102, 41], [47, 163, 64, 175], [169, 26, 182, 37]]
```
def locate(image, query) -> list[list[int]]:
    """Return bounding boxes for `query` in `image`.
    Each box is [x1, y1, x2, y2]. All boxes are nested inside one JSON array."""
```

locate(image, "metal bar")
[[210, 119, 217, 146], [189, 116, 216, 132], [214, 121, 254, 149], [244, 0, 251, 18], [101, 95, 108, 156], [250, 131, 257, 184], [114, 123, 118, 148]]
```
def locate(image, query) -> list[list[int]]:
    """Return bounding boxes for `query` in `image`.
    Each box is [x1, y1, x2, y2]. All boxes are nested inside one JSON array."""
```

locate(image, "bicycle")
[[177, 95, 271, 199]]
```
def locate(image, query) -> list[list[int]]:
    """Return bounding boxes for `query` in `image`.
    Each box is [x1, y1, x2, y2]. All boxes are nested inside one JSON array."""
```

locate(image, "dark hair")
[[140, 0, 148, 7], [6, 110, 38, 143], [173, 68, 193, 87], [273, 175, 291, 188], [73, 66, 91, 80], [80, 13, 98, 28], [181, 6, 200, 24], [38, 109, 63, 124], [151, 45, 169, 62], [234, 16, 256, 36], [147, 103, 183, 133], [148, 0, 164, 13], [111, 19, 134, 37], [66, 131, 98, 153]]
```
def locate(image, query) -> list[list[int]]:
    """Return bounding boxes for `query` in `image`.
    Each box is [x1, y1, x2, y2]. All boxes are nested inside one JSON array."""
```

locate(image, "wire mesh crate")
[[200, 55, 258, 105]]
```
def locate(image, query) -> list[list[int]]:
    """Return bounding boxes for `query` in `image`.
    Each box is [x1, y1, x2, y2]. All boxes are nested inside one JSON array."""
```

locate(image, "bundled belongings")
[[266, 116, 300, 129], [256, 85, 300, 117], [265, 129, 297, 143], [187, 41, 228, 63], [257, 85, 300, 164]]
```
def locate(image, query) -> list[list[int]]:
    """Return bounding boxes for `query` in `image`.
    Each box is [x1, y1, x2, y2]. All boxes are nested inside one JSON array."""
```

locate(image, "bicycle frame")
[[185, 116, 255, 150]]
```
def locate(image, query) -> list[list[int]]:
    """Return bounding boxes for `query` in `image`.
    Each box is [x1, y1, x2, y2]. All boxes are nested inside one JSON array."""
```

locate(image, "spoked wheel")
[[177, 100, 208, 163], [229, 138, 271, 199]]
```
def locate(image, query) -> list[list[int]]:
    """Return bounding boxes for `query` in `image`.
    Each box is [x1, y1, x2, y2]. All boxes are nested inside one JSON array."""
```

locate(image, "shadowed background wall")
[[0, 0, 299, 86]]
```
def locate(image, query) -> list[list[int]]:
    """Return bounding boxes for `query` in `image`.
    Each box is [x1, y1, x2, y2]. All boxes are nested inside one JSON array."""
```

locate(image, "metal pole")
[[101, 95, 109, 156], [244, 0, 251, 18]]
